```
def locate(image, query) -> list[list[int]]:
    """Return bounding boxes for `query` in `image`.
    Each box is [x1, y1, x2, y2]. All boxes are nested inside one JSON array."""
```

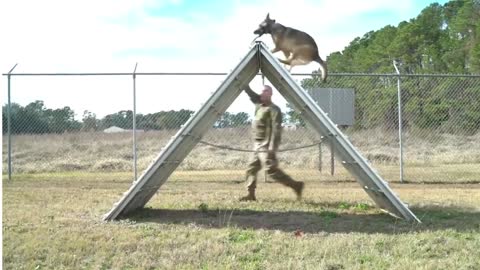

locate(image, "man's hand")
[[244, 84, 261, 103]]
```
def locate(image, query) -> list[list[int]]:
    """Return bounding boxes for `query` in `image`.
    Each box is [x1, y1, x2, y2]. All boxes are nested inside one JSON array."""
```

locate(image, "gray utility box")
[[307, 88, 355, 127]]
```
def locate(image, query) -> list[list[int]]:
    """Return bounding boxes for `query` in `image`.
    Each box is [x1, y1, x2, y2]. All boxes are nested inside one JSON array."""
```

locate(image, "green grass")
[[3, 171, 480, 269], [4, 162, 480, 185]]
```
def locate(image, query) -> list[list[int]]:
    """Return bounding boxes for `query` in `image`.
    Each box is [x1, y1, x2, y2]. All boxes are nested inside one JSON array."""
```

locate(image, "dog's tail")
[[314, 56, 328, 83]]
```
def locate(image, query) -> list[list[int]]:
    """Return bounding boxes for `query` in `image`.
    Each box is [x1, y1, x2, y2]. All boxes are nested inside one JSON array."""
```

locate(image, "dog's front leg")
[[282, 50, 291, 69], [270, 47, 281, 54]]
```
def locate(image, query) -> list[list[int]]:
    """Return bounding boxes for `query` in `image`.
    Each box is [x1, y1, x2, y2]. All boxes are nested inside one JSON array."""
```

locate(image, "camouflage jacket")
[[244, 86, 283, 151]]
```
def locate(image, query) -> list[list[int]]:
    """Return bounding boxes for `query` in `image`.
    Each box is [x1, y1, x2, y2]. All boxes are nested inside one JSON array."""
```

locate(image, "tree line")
[[326, 1, 480, 74], [297, 0, 480, 134], [2, 101, 255, 134]]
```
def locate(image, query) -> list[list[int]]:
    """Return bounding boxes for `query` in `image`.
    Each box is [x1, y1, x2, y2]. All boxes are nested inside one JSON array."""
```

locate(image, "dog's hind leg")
[[288, 59, 306, 68], [278, 57, 293, 71], [278, 57, 306, 72], [287, 59, 306, 72], [278, 52, 297, 71], [278, 53, 294, 65]]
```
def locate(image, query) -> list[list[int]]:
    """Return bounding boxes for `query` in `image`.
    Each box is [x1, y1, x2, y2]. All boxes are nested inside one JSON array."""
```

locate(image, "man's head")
[[260, 85, 273, 104]]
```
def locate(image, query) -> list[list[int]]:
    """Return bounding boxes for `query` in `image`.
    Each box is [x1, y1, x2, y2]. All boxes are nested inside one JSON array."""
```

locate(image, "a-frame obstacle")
[[104, 42, 421, 223]]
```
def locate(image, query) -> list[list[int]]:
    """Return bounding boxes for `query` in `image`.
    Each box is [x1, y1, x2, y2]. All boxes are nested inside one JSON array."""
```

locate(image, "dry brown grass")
[[3, 127, 480, 184]]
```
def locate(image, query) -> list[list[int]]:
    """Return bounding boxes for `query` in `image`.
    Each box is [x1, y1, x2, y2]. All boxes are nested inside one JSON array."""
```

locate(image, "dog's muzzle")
[[253, 28, 264, 36]]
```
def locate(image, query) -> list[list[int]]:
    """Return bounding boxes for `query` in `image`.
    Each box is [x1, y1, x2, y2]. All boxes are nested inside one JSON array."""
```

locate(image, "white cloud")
[[1, 0, 438, 119]]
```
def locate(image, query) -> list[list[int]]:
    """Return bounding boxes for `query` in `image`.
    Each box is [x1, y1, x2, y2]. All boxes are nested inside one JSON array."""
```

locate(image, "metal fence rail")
[[3, 69, 480, 185]]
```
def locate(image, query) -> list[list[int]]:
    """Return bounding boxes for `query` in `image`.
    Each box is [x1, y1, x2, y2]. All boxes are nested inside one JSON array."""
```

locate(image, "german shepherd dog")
[[254, 13, 328, 82]]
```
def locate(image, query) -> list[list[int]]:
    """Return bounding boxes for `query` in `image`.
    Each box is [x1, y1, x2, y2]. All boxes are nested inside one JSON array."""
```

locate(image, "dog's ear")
[[266, 13, 275, 23]]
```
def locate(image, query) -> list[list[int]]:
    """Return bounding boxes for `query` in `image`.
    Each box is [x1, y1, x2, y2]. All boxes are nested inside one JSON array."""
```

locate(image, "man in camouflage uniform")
[[240, 84, 304, 201]]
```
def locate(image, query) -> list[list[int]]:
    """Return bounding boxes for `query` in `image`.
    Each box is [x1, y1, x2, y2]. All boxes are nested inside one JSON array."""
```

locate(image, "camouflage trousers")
[[245, 142, 300, 192]]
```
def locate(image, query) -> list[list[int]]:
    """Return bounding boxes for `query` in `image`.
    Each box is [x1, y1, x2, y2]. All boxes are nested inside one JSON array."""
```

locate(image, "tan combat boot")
[[239, 188, 256, 201], [293, 181, 305, 200]]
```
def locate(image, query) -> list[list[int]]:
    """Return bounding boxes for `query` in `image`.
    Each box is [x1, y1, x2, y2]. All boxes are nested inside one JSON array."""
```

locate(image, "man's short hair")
[[262, 85, 273, 96]]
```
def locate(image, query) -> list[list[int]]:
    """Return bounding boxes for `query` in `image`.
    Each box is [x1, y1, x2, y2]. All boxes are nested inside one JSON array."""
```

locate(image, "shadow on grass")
[[125, 204, 480, 234]]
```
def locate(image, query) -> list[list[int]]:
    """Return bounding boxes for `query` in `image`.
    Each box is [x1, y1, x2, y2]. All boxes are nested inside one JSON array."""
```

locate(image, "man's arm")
[[243, 84, 261, 104], [269, 106, 283, 152]]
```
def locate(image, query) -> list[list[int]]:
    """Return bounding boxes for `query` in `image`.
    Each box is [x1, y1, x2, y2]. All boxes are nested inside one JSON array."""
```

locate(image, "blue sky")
[[1, 0, 449, 118]]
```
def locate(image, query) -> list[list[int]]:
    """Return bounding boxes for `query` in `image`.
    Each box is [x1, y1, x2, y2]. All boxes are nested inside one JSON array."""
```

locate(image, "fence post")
[[393, 60, 404, 183], [7, 64, 18, 182], [330, 137, 335, 176], [132, 63, 138, 182], [318, 140, 322, 172], [329, 90, 335, 176]]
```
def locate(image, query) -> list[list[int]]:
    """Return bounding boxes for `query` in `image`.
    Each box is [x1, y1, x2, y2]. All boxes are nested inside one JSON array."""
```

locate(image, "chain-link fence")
[[3, 72, 480, 184]]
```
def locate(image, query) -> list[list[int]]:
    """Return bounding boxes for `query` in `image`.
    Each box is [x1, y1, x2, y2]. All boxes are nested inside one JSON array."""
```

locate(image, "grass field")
[[3, 171, 479, 270], [4, 128, 480, 176], [3, 128, 480, 269]]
